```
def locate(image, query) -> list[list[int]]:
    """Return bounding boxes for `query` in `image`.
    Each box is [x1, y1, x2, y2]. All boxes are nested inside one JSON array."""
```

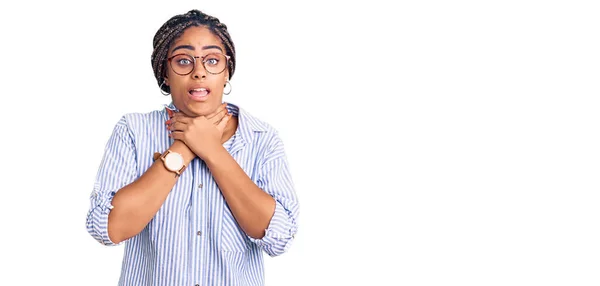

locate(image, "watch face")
[[164, 152, 184, 171]]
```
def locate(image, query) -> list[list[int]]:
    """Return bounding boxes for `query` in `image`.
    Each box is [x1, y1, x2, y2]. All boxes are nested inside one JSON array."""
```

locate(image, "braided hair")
[[151, 9, 236, 94]]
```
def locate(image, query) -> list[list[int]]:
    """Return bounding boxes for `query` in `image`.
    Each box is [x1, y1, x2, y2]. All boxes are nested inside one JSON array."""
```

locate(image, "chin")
[[185, 101, 218, 116]]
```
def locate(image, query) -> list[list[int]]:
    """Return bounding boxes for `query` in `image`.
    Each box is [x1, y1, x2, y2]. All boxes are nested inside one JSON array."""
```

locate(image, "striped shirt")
[[86, 102, 299, 286]]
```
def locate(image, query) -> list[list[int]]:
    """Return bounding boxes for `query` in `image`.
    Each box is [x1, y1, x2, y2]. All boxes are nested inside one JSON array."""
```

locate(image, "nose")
[[191, 58, 207, 79]]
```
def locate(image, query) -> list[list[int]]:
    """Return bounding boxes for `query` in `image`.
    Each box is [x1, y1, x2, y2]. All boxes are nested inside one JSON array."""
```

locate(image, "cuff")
[[248, 203, 297, 256], [87, 188, 121, 246]]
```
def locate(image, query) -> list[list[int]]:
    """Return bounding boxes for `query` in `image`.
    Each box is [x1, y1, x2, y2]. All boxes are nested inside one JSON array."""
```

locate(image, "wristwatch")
[[153, 150, 187, 177]]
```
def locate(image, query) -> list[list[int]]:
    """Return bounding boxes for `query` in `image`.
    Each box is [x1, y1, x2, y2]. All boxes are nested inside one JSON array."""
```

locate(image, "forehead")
[[169, 26, 224, 52]]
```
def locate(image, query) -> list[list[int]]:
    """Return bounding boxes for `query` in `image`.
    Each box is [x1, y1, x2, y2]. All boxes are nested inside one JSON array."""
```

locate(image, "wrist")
[[203, 145, 228, 166], [170, 140, 196, 163]]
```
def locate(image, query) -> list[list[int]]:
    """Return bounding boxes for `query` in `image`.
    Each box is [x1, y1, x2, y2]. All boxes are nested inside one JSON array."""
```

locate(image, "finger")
[[216, 114, 232, 131], [169, 122, 188, 132], [207, 103, 227, 119], [166, 108, 174, 118], [171, 112, 185, 119], [168, 131, 185, 142], [165, 116, 177, 128]]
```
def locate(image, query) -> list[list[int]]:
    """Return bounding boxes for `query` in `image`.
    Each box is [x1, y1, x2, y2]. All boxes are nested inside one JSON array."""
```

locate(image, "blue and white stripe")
[[86, 102, 299, 286]]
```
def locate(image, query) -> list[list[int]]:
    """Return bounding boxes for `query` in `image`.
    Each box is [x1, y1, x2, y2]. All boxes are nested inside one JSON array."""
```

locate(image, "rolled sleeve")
[[248, 200, 298, 257], [249, 135, 299, 257], [86, 186, 120, 246], [85, 116, 137, 246]]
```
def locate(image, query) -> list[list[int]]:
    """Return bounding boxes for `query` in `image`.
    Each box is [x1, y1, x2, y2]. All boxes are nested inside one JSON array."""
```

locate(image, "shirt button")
[[197, 231, 202, 236], [198, 183, 203, 189]]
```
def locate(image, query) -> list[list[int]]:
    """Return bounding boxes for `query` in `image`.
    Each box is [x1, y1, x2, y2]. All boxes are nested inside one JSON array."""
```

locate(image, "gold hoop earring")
[[223, 81, 232, 95]]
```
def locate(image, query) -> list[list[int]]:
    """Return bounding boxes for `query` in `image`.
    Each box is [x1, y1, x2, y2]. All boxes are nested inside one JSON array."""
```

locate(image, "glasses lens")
[[203, 53, 227, 74], [170, 54, 194, 75]]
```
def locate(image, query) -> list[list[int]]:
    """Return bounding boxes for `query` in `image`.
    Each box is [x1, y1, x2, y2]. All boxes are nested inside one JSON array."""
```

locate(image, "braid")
[[151, 9, 236, 93]]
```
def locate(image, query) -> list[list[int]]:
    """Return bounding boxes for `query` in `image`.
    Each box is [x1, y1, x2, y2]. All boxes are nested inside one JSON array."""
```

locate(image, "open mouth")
[[188, 87, 210, 101]]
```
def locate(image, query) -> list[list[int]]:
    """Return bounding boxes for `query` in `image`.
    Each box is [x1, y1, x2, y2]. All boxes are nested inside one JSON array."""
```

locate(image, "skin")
[[107, 25, 275, 243], [164, 25, 230, 117]]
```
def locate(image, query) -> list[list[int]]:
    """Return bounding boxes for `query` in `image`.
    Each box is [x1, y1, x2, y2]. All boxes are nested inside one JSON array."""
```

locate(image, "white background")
[[0, 0, 599, 285]]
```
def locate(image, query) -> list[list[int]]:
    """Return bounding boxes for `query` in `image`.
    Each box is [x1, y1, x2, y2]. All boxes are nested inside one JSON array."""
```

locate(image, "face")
[[164, 26, 229, 116]]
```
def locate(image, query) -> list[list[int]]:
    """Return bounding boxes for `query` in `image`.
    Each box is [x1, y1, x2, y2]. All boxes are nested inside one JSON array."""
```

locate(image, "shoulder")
[[110, 107, 166, 138], [116, 107, 166, 129], [122, 108, 164, 124], [234, 104, 288, 157], [235, 104, 281, 140]]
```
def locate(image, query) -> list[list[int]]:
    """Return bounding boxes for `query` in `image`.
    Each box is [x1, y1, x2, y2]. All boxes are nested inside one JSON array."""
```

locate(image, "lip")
[[188, 85, 211, 102]]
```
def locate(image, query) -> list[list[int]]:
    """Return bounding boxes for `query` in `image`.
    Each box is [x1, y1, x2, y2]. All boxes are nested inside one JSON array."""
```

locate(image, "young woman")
[[86, 9, 299, 285]]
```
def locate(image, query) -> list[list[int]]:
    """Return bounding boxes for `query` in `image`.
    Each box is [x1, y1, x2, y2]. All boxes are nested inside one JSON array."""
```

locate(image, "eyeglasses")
[[167, 53, 230, 76]]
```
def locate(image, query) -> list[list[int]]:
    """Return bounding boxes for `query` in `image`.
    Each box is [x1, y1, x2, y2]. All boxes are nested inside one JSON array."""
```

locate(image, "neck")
[[221, 115, 238, 143]]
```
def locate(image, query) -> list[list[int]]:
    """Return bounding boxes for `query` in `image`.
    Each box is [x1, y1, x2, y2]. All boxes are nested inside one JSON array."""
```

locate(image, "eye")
[[177, 58, 192, 65], [205, 57, 220, 66]]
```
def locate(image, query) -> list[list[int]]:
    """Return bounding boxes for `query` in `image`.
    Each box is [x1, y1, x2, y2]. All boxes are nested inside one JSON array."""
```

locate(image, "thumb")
[[217, 114, 232, 131]]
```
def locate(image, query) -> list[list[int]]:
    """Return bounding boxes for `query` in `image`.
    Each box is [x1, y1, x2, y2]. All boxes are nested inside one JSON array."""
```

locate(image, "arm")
[[204, 134, 299, 257], [86, 116, 195, 245], [205, 147, 276, 238], [106, 140, 194, 244]]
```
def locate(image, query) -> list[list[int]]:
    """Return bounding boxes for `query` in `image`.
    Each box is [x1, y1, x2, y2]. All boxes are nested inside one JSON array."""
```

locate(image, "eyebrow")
[[171, 44, 224, 54]]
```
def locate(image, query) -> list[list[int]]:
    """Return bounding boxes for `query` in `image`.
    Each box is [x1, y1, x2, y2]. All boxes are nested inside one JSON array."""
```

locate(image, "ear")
[[164, 77, 169, 85], [223, 71, 229, 86]]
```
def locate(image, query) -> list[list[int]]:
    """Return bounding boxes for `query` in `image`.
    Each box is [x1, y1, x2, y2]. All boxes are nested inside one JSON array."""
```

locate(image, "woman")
[[86, 9, 299, 285]]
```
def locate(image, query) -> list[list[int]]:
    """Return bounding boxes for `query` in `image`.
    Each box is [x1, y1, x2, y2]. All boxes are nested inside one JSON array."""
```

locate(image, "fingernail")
[[165, 120, 171, 125]]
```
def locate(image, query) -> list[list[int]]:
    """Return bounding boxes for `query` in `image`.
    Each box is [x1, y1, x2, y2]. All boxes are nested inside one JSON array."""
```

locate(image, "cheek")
[[211, 77, 227, 91], [167, 76, 186, 92]]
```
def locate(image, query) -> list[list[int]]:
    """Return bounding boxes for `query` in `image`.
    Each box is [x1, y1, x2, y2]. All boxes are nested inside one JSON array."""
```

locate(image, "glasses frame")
[[166, 52, 231, 76]]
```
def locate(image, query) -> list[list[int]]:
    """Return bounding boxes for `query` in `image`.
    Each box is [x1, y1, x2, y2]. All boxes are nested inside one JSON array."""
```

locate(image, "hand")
[[166, 103, 232, 159], [165, 103, 228, 127]]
